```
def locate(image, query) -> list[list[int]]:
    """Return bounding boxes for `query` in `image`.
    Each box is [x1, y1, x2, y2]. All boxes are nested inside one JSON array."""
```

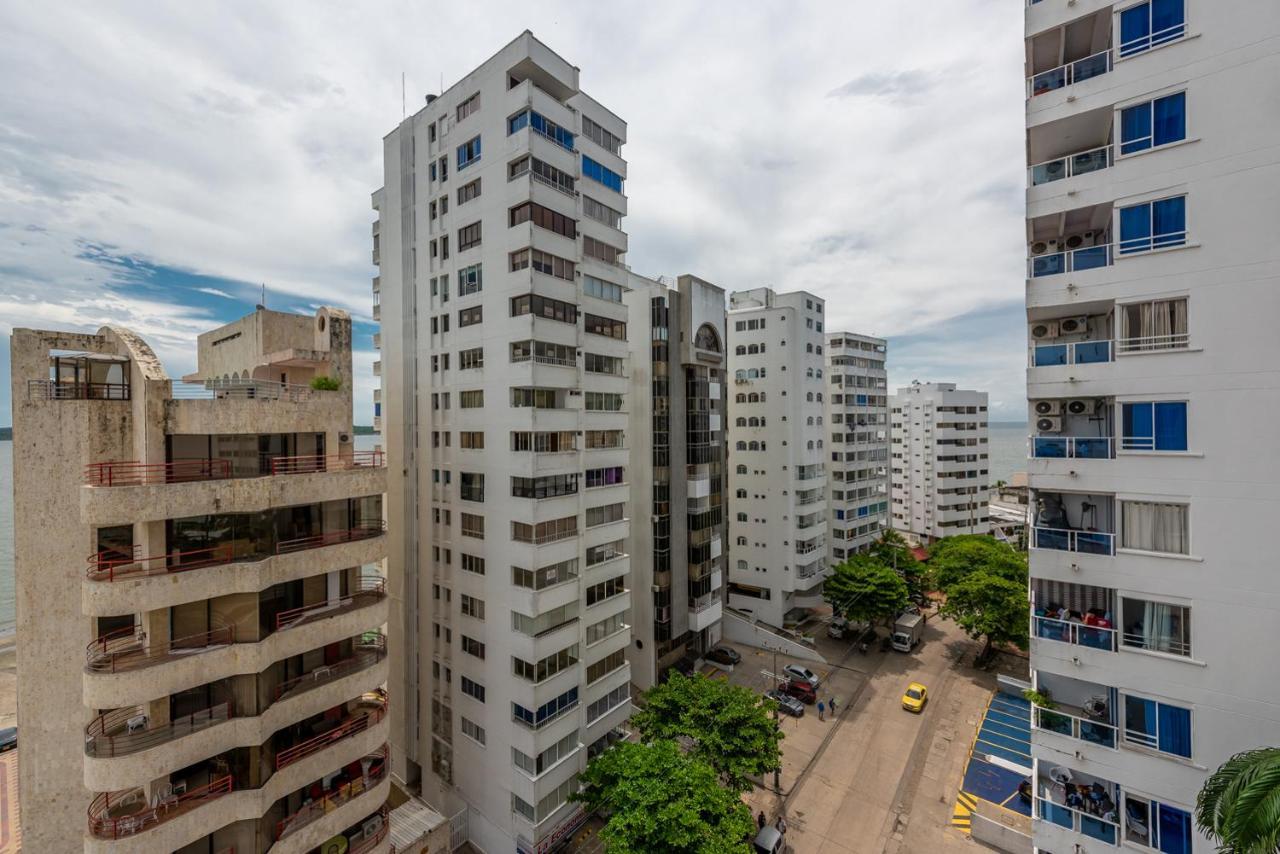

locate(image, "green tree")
[[929, 534, 1026, 591], [1196, 747, 1280, 853], [938, 570, 1029, 661], [632, 672, 782, 792], [574, 740, 755, 854], [870, 530, 929, 602], [823, 554, 910, 627]]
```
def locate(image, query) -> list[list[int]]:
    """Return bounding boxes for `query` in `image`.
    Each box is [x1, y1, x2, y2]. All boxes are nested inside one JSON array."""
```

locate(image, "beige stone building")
[[10, 307, 391, 852]]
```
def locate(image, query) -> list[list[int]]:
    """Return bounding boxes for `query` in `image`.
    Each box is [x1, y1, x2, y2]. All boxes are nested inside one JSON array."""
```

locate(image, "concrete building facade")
[[10, 307, 390, 853], [889, 382, 990, 543], [725, 288, 828, 630], [373, 32, 633, 854], [1024, 2, 1280, 851], [623, 272, 727, 689], [823, 332, 891, 562]]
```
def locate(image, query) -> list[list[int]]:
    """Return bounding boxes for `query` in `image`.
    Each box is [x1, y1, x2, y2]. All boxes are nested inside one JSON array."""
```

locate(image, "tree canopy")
[[823, 554, 910, 627], [928, 534, 1027, 590], [631, 671, 782, 792], [938, 569, 1029, 660], [1196, 747, 1280, 854], [574, 740, 756, 854]]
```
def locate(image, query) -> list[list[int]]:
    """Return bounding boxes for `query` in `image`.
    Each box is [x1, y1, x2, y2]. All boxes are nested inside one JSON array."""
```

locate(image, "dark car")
[[783, 680, 817, 704], [0, 727, 16, 752], [765, 689, 805, 718], [705, 646, 742, 666]]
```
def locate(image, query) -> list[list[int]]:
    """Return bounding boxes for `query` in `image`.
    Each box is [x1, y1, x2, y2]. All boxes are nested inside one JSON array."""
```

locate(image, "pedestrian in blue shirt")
[[817, 700, 826, 721]]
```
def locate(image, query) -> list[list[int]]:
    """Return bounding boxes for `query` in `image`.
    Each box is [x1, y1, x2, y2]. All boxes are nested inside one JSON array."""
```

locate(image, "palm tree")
[[1196, 747, 1280, 853]]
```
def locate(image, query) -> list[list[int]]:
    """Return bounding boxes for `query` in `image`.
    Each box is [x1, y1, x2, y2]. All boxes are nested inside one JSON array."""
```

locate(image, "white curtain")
[[1125, 298, 1188, 350], [1122, 501, 1188, 554], [1144, 600, 1176, 652]]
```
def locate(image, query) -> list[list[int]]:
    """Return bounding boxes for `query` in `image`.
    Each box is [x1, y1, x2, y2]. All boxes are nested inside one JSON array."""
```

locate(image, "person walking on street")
[[817, 700, 826, 721], [758, 811, 767, 830], [775, 815, 788, 835], [829, 696, 838, 714]]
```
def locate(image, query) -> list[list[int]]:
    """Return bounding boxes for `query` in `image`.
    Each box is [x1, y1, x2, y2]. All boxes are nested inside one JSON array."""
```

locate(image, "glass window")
[[582, 156, 624, 193], [582, 115, 622, 154], [1124, 695, 1192, 757], [1121, 401, 1187, 450], [583, 274, 623, 303], [458, 263, 482, 296], [1120, 0, 1186, 57], [1120, 93, 1186, 155], [1119, 196, 1186, 254], [456, 135, 481, 169]]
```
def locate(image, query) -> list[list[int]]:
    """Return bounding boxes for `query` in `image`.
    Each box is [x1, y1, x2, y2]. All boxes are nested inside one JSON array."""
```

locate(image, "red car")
[[783, 680, 817, 704]]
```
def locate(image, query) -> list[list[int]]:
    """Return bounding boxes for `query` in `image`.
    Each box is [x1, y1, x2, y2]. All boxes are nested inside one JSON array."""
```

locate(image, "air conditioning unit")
[[1029, 238, 1061, 256], [1029, 321, 1060, 340], [362, 814, 385, 838], [1034, 400, 1062, 416], [1058, 316, 1089, 335], [1066, 399, 1097, 416], [1065, 230, 1100, 250], [1037, 416, 1063, 433]]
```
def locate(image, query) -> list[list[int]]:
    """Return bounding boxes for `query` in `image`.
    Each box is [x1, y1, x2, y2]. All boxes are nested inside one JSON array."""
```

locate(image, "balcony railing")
[[267, 451, 386, 475], [1036, 796, 1119, 845], [1115, 332, 1190, 354], [274, 633, 387, 702], [273, 577, 386, 632], [1031, 436, 1114, 460], [277, 521, 387, 554], [512, 527, 579, 545], [1031, 339, 1113, 367], [275, 752, 389, 840], [1032, 526, 1116, 555], [274, 694, 387, 770], [1033, 615, 1117, 651], [86, 624, 235, 674], [1029, 145, 1111, 186], [84, 459, 232, 486], [169, 379, 315, 402], [1028, 49, 1112, 98], [86, 701, 234, 758], [511, 353, 577, 368], [88, 774, 233, 840], [28, 379, 130, 400], [1033, 705, 1118, 749], [795, 540, 825, 556], [1029, 244, 1113, 278], [1119, 21, 1186, 57]]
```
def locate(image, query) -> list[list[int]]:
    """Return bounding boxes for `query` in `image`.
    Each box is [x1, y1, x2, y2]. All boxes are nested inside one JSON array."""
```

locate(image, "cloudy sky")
[[0, 0, 1028, 426]]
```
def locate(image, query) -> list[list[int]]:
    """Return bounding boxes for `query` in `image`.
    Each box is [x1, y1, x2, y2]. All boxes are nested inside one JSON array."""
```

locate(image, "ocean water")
[[987, 422, 1029, 485]]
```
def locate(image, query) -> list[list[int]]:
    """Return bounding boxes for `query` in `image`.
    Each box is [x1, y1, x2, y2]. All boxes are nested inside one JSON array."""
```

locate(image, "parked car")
[[902, 682, 928, 713], [705, 646, 741, 666], [783, 680, 817, 704], [783, 664, 820, 689], [765, 689, 805, 717], [753, 826, 784, 854], [827, 617, 869, 639], [0, 727, 15, 752]]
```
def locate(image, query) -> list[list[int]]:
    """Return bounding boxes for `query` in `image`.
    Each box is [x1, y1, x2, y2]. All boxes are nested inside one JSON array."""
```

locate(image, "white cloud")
[[0, 0, 1028, 423], [196, 287, 234, 299]]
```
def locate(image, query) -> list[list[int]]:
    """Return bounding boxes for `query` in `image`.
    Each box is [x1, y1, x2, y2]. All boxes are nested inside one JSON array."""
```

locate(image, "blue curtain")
[[1154, 402, 1188, 451], [1152, 197, 1186, 246], [1157, 703, 1192, 757], [1122, 103, 1153, 153], [1123, 403, 1153, 445], [1125, 695, 1157, 743], [1120, 4, 1151, 53], [1157, 803, 1192, 853], [1152, 0, 1186, 41], [1120, 204, 1152, 253], [1153, 93, 1186, 147]]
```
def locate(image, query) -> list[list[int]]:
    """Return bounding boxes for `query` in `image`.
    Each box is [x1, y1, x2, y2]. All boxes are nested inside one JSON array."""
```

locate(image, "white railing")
[[169, 379, 315, 402], [1119, 229, 1187, 255], [1119, 21, 1186, 57], [1031, 526, 1116, 555], [1028, 243, 1113, 278], [511, 354, 576, 368], [1028, 49, 1112, 98], [1030, 339, 1114, 367], [1030, 436, 1114, 460], [1035, 796, 1120, 845], [1121, 628, 1191, 658], [1033, 615, 1118, 652], [1115, 332, 1190, 354], [1029, 145, 1111, 186], [1033, 705, 1118, 749]]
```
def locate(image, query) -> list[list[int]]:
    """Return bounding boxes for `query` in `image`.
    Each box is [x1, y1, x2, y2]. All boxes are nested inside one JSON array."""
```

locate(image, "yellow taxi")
[[902, 682, 928, 713]]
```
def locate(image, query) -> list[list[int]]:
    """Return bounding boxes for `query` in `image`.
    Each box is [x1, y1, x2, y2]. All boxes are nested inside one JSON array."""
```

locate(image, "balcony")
[[1031, 491, 1115, 555], [274, 693, 387, 771], [169, 378, 315, 403], [1030, 338, 1112, 367], [1035, 764, 1120, 845], [1031, 436, 1113, 460], [1026, 9, 1112, 99], [276, 769, 388, 842], [272, 577, 387, 632], [1029, 145, 1110, 187], [86, 624, 236, 675], [1032, 527, 1114, 555], [1026, 202, 1113, 279], [1032, 673, 1118, 750], [1028, 242, 1112, 278], [84, 451, 384, 486], [1031, 581, 1116, 652], [1027, 50, 1111, 98], [89, 774, 233, 841]]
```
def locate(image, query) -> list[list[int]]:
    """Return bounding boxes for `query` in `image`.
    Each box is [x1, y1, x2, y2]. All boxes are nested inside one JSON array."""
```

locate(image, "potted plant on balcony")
[[310, 375, 341, 391]]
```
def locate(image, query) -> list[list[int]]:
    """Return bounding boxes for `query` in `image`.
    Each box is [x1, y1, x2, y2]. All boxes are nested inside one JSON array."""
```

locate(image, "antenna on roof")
[[257, 283, 266, 311]]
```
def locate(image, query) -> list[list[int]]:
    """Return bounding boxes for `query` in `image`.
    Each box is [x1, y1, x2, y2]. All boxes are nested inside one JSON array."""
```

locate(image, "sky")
[[0, 0, 1029, 427]]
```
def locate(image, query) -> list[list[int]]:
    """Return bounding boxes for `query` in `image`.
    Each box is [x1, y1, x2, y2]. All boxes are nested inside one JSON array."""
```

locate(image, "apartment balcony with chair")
[[1031, 671, 1118, 750], [274, 764, 390, 852], [1031, 580, 1116, 653], [1030, 491, 1115, 555], [1026, 8, 1111, 100], [1034, 761, 1121, 846]]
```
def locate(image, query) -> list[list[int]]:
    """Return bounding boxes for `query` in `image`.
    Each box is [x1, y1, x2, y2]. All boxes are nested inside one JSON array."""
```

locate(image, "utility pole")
[[771, 645, 781, 792]]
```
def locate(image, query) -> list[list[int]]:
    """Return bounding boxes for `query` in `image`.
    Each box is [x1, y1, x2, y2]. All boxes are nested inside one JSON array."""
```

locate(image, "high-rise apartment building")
[[10, 308, 391, 853], [823, 333, 891, 562], [725, 288, 828, 630], [1024, 2, 1280, 851], [624, 272, 728, 689], [373, 32, 633, 853], [889, 382, 990, 543]]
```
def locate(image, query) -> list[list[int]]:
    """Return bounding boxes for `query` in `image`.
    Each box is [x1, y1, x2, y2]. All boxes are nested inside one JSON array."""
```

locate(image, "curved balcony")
[[275, 693, 388, 772], [86, 624, 236, 675], [274, 770, 391, 854], [88, 774, 234, 841]]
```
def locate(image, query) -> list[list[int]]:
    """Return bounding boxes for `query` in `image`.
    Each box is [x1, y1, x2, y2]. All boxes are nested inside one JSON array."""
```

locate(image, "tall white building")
[[1024, 2, 1280, 851], [624, 272, 727, 689], [726, 288, 828, 630], [824, 333, 891, 562], [889, 382, 990, 543], [373, 32, 633, 853]]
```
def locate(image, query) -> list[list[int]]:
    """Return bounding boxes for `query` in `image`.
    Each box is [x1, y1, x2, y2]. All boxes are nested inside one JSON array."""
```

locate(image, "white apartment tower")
[[823, 333, 891, 561], [1024, 2, 1280, 851], [889, 382, 990, 543], [373, 32, 634, 853], [726, 288, 828, 630], [624, 273, 728, 689]]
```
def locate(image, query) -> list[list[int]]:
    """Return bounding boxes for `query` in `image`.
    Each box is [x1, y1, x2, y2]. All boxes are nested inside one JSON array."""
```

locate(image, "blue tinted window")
[[456, 135, 481, 169], [508, 110, 530, 135], [1120, 0, 1185, 56], [1121, 93, 1185, 155], [1122, 401, 1187, 451], [583, 156, 624, 193], [1119, 196, 1186, 254]]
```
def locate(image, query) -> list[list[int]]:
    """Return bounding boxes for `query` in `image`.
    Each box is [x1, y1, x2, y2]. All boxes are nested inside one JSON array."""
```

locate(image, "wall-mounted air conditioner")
[[1065, 231, 1100, 250], [1034, 400, 1061, 416], [1036, 416, 1063, 433], [1029, 321, 1060, 340], [1029, 238, 1061, 256], [1066, 399, 1097, 416], [1058, 316, 1089, 335]]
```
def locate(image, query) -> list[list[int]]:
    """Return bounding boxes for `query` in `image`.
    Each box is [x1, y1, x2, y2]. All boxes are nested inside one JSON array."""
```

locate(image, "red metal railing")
[[273, 634, 387, 702], [268, 451, 386, 475], [276, 521, 386, 555], [275, 752, 389, 840], [84, 458, 232, 486], [275, 697, 387, 770], [87, 774, 232, 839], [86, 544, 234, 582], [273, 578, 386, 632], [85, 701, 234, 758], [85, 624, 235, 674]]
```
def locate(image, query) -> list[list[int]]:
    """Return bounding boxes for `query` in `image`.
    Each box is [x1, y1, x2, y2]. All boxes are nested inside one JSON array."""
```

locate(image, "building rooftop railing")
[[169, 378, 316, 402]]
